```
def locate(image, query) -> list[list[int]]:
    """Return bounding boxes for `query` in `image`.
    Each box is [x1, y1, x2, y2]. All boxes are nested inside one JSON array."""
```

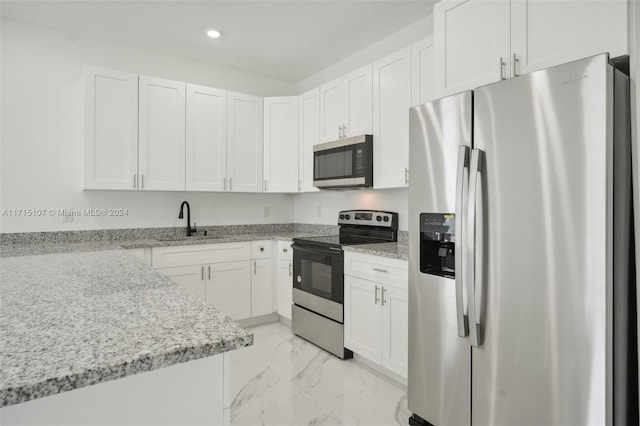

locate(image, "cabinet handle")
[[264, 179, 268, 191], [404, 168, 409, 185], [201, 266, 204, 280], [512, 53, 519, 77], [133, 174, 137, 189], [381, 287, 386, 306], [298, 180, 302, 191], [223, 177, 227, 191], [375, 285, 380, 304], [229, 177, 232, 191], [282, 248, 288, 253], [141, 174, 145, 189], [254, 260, 257, 274], [499, 57, 506, 80], [338, 125, 342, 139], [372, 268, 388, 273], [288, 262, 292, 276], [208, 265, 211, 280]]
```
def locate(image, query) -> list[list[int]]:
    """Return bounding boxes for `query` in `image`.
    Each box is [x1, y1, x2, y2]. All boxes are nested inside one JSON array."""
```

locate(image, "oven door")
[[292, 244, 344, 304]]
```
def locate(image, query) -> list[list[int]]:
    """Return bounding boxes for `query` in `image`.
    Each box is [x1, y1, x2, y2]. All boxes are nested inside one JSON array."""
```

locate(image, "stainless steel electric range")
[[291, 210, 398, 358]]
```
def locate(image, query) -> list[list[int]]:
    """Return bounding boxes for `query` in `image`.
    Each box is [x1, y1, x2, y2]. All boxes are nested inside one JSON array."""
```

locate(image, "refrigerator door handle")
[[467, 148, 484, 347], [455, 146, 470, 338]]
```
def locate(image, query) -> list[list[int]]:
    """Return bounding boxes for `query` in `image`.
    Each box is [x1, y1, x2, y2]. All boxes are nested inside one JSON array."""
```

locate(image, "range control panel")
[[338, 210, 398, 229]]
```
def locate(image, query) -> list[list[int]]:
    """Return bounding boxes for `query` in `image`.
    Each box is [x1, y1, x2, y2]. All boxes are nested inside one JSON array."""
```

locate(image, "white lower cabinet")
[[380, 284, 409, 376], [153, 241, 276, 321], [344, 252, 408, 378], [251, 259, 273, 317], [207, 261, 252, 321], [344, 275, 383, 363], [251, 241, 274, 317], [276, 240, 293, 319], [156, 265, 206, 301]]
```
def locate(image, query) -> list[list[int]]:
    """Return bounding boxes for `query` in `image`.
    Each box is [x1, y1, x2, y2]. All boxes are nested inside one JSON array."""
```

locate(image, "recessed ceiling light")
[[206, 30, 221, 39]]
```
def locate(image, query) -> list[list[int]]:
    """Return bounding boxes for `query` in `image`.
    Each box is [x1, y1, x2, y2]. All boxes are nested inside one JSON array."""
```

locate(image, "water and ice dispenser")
[[419, 213, 455, 278]]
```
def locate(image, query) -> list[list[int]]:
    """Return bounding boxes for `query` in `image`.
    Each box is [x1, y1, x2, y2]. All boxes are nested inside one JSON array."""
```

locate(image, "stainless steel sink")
[[155, 235, 220, 242]]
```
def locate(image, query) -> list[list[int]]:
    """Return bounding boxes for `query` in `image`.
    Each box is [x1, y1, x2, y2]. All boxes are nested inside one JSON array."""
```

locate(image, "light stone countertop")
[[342, 241, 408, 261], [0, 250, 253, 408], [0, 232, 325, 258]]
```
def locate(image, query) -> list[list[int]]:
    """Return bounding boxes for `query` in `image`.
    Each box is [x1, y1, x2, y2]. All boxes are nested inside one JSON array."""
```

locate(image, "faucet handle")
[[192, 222, 197, 233]]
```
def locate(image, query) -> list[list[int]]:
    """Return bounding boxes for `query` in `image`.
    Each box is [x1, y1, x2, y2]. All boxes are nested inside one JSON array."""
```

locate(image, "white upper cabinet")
[[344, 65, 373, 137], [510, 0, 628, 76], [298, 88, 320, 193], [84, 67, 138, 190], [185, 84, 227, 192], [319, 79, 345, 142], [434, 0, 628, 97], [263, 96, 299, 193], [138, 76, 186, 191], [434, 0, 511, 98], [373, 47, 412, 189], [319, 64, 372, 142], [227, 92, 264, 193], [411, 36, 435, 106]]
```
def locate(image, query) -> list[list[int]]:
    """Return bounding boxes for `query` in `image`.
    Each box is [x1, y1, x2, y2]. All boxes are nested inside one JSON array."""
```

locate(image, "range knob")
[[383, 216, 389, 222], [345, 214, 351, 220], [339, 214, 345, 220], [376, 216, 382, 222]]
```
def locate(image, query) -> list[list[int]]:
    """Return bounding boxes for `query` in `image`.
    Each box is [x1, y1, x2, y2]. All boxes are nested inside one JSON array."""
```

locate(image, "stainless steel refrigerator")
[[408, 53, 636, 426]]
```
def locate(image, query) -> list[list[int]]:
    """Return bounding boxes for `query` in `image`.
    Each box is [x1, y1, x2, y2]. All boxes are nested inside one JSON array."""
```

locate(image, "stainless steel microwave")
[[313, 134, 373, 189]]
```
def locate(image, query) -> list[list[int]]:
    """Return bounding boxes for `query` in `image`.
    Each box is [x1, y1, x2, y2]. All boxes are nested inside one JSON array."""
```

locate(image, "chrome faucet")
[[178, 201, 196, 236]]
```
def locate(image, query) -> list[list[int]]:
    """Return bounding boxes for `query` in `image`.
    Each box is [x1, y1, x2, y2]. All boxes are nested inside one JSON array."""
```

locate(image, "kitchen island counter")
[[0, 249, 253, 411]]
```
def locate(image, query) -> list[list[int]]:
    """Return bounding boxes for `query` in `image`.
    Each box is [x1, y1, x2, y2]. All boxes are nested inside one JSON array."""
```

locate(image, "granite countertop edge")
[[0, 232, 324, 257], [342, 242, 408, 261], [0, 332, 253, 408]]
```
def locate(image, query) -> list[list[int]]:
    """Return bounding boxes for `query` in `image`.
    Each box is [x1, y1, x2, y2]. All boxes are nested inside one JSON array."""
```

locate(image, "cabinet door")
[[298, 88, 320, 193], [381, 285, 409, 378], [206, 261, 251, 320], [138, 76, 186, 190], [344, 64, 373, 137], [185, 84, 227, 191], [411, 37, 435, 107], [344, 275, 382, 363], [510, 0, 628, 76], [263, 96, 299, 193], [319, 78, 346, 142], [277, 258, 293, 319], [156, 265, 205, 301], [276, 240, 293, 319], [434, 0, 510, 97], [251, 259, 274, 317], [84, 67, 138, 190], [373, 47, 411, 189], [227, 92, 263, 192]]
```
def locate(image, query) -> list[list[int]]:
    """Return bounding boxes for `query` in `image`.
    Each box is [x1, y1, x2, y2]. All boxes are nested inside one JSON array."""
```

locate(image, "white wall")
[[0, 20, 295, 233], [295, 15, 432, 94], [294, 188, 408, 231]]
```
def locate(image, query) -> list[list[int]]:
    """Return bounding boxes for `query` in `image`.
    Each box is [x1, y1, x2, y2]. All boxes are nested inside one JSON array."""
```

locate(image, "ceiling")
[[0, 0, 436, 83]]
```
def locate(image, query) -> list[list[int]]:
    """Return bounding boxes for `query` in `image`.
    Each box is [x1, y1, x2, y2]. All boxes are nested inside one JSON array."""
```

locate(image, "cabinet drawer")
[[276, 240, 293, 261], [344, 252, 408, 289], [152, 242, 251, 268], [251, 240, 272, 259]]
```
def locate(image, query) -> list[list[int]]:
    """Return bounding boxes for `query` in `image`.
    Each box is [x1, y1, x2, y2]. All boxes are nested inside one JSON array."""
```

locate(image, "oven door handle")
[[291, 244, 343, 257]]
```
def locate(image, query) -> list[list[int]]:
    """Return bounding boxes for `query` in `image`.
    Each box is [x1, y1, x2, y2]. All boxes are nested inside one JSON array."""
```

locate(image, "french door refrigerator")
[[408, 53, 636, 426]]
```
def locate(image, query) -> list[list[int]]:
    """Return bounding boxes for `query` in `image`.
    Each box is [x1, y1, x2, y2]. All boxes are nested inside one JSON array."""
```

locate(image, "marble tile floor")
[[229, 322, 411, 426]]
